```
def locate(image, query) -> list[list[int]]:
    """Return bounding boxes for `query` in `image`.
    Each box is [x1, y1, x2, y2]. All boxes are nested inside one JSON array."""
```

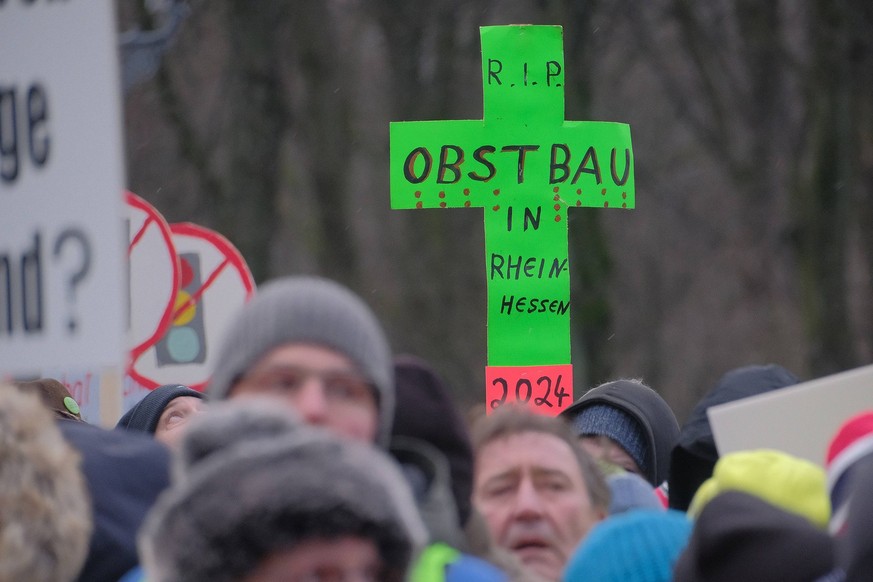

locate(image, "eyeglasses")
[[235, 365, 376, 409]]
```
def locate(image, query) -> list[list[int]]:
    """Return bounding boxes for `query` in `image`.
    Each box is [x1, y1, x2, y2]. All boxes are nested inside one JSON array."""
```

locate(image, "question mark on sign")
[[53, 229, 91, 334]]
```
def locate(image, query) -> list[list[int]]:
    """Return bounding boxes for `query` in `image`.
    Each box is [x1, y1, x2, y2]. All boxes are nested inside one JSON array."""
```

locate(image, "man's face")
[[473, 430, 606, 581], [230, 343, 379, 443], [154, 396, 206, 448]]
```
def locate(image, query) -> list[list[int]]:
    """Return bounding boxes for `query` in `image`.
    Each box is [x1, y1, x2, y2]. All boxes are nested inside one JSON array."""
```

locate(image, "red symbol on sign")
[[125, 191, 180, 364], [128, 222, 255, 391]]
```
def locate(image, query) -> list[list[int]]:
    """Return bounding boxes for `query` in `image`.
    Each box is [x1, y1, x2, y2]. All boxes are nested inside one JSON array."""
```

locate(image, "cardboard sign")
[[0, 1, 126, 375], [129, 223, 255, 390], [389, 25, 635, 411], [709, 364, 873, 466], [126, 191, 179, 361]]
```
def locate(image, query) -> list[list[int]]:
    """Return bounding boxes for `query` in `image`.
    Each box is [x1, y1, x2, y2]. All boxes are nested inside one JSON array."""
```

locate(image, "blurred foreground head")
[[0, 383, 92, 581], [673, 491, 835, 582], [140, 400, 426, 582]]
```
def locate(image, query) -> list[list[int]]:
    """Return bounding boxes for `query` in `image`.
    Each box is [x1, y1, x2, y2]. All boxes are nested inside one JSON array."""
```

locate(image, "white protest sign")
[[709, 364, 873, 466], [1, 1, 126, 375], [36, 193, 175, 427], [129, 223, 255, 390]]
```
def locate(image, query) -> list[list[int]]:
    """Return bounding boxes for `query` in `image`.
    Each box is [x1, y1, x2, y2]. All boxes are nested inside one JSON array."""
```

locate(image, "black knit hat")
[[117, 384, 204, 434], [673, 491, 836, 582]]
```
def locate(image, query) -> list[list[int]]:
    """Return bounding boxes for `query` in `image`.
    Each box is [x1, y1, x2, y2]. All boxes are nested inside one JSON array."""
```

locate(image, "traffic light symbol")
[[155, 253, 206, 366]]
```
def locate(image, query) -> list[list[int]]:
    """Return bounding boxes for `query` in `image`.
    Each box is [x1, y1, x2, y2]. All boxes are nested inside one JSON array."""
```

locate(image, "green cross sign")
[[390, 25, 634, 414]]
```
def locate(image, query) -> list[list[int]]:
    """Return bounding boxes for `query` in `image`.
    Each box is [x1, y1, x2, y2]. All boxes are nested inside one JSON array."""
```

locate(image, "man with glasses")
[[207, 275, 394, 447]]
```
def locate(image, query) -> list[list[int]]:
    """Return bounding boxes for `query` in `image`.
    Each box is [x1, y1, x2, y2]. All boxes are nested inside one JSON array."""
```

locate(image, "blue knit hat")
[[573, 404, 648, 475], [563, 509, 692, 582]]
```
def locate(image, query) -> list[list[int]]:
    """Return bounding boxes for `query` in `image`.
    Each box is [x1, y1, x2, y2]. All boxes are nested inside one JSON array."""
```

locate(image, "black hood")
[[562, 379, 680, 486], [667, 364, 800, 510]]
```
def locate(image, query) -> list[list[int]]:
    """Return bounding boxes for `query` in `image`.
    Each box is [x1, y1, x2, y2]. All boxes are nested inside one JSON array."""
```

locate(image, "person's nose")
[[293, 379, 329, 426], [512, 478, 545, 520]]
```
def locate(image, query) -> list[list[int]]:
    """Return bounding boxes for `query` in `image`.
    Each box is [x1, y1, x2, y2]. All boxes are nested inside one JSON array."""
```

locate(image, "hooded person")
[[207, 276, 395, 447], [561, 378, 680, 487], [391, 354, 474, 541], [391, 356, 508, 581], [116, 384, 206, 448], [138, 415, 428, 582], [667, 364, 800, 511]]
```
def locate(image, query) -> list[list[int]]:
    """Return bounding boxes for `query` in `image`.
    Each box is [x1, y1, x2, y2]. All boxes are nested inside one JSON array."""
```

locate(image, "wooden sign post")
[[390, 25, 635, 414]]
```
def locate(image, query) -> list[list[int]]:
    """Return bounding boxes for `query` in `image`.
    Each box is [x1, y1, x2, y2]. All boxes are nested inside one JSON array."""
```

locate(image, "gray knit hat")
[[207, 276, 395, 446], [139, 428, 428, 582]]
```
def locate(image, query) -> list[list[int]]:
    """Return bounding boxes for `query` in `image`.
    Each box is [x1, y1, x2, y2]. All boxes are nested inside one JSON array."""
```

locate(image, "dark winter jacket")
[[59, 420, 171, 582]]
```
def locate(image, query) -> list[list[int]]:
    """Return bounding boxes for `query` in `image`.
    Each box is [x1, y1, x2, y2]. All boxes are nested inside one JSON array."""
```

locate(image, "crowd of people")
[[2, 275, 872, 581]]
